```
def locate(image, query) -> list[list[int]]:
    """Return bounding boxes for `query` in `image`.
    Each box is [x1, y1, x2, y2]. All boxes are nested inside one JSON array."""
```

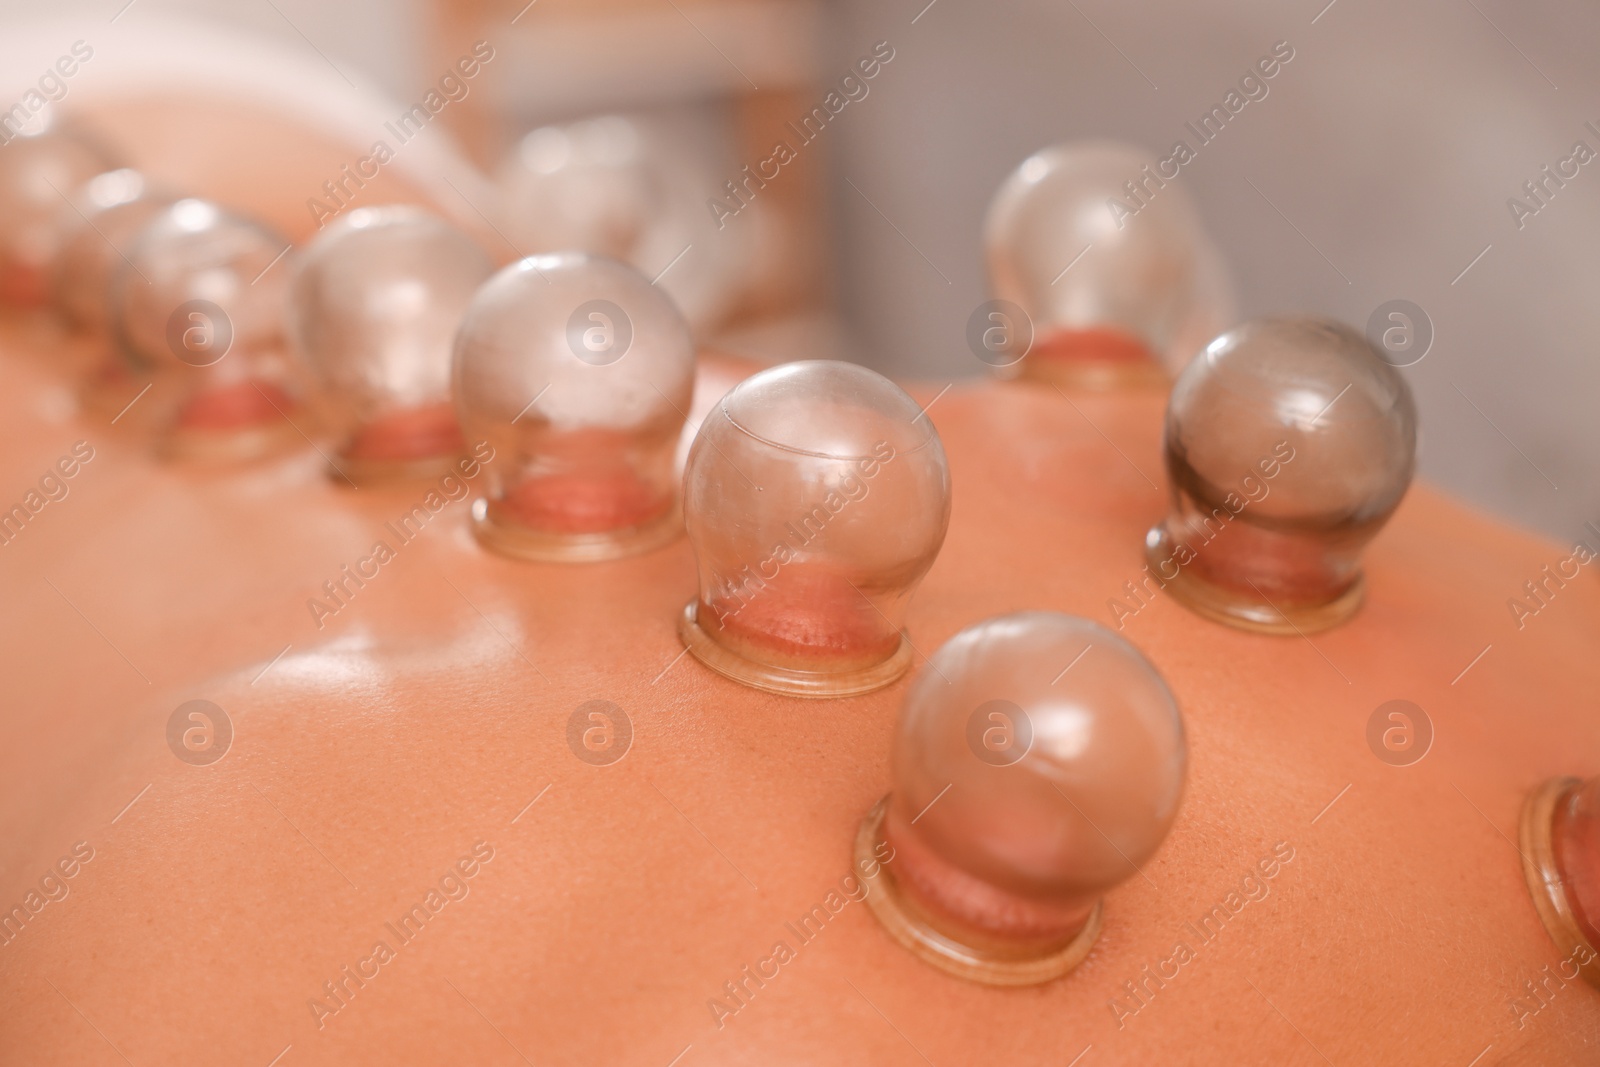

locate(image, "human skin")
[[0, 333, 1597, 1065]]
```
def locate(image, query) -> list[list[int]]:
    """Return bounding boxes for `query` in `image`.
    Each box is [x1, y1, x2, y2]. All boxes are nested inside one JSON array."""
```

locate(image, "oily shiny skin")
[[1, 327, 1597, 1065]]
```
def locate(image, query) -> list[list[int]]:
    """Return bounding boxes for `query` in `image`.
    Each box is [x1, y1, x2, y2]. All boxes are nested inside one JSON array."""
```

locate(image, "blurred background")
[[1, 0, 1595, 545]]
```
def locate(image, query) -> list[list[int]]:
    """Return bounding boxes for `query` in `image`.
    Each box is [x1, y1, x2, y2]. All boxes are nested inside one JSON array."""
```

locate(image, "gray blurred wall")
[[826, 0, 1600, 546], [4, 0, 1595, 545]]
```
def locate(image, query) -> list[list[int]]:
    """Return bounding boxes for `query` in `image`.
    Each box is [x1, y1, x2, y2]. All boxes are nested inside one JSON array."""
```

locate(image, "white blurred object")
[[984, 141, 1234, 374], [0, 16, 498, 247], [112, 197, 289, 370], [0, 119, 117, 307], [290, 205, 492, 419], [496, 114, 759, 334], [53, 167, 173, 329]]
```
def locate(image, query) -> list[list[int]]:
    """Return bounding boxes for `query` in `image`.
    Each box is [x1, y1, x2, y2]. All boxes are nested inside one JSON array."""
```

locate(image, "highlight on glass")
[[0, 118, 116, 308], [1144, 315, 1417, 634], [111, 197, 303, 463], [1521, 773, 1600, 990], [858, 612, 1187, 984], [983, 141, 1231, 389], [679, 360, 951, 698], [453, 252, 695, 562], [290, 205, 493, 485]]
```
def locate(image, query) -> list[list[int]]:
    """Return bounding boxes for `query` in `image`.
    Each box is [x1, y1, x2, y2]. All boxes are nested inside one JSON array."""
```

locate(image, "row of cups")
[[4, 119, 1489, 990]]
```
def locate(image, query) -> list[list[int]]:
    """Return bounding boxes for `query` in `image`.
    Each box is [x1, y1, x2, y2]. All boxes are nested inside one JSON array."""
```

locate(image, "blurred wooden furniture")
[[429, 0, 833, 323]]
